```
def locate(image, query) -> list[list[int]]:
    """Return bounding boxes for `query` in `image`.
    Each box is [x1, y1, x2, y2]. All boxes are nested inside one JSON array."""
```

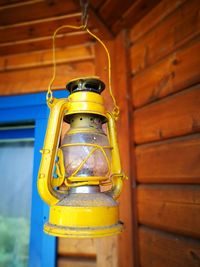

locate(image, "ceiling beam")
[[0, 0, 78, 26], [74, 0, 114, 40], [88, 4, 114, 40], [0, 31, 93, 55], [0, 13, 82, 44]]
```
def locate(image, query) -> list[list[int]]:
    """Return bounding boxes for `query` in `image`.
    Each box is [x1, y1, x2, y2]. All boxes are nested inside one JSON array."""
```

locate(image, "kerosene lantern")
[[37, 77, 126, 238]]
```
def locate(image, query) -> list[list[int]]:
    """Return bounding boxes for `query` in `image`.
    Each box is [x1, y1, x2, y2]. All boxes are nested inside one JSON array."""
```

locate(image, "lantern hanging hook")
[[80, 0, 89, 29], [46, 1, 120, 119]]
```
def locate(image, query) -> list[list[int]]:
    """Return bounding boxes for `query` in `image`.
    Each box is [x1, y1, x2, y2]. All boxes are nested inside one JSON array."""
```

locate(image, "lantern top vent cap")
[[66, 77, 105, 94]]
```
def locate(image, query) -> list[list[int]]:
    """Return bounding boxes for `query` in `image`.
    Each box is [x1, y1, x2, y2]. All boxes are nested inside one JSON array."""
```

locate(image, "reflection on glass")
[[0, 141, 34, 267]]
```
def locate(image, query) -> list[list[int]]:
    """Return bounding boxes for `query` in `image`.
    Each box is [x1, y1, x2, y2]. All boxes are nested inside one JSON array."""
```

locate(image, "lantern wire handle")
[[86, 28, 120, 118], [46, 24, 84, 104], [46, 24, 119, 118]]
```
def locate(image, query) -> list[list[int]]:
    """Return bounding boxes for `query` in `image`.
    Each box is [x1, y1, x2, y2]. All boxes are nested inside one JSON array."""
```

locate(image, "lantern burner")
[[66, 77, 105, 94], [69, 185, 100, 194]]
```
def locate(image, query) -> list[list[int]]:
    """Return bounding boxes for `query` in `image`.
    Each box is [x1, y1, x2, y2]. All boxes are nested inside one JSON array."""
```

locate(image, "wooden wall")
[[1, 0, 200, 266], [130, 0, 200, 266], [0, 28, 132, 267], [57, 32, 133, 267], [0, 44, 95, 95]]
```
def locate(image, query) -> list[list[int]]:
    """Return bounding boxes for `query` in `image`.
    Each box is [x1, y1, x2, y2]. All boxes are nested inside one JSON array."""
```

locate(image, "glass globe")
[[61, 114, 111, 179]]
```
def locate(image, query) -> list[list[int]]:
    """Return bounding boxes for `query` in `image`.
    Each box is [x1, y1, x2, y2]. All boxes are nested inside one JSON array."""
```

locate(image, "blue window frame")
[[0, 90, 69, 267]]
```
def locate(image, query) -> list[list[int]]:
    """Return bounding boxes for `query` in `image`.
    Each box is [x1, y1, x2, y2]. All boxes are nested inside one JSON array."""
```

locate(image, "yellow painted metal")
[[44, 222, 123, 238], [44, 205, 123, 238], [37, 91, 108, 204], [106, 112, 127, 200], [66, 91, 107, 119], [49, 205, 118, 226], [37, 85, 126, 238], [37, 98, 69, 205], [52, 148, 65, 187], [67, 176, 109, 182]]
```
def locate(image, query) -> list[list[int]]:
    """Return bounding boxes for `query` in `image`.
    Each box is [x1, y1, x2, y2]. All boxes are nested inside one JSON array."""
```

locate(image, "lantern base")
[[44, 221, 123, 238], [43, 192, 124, 238]]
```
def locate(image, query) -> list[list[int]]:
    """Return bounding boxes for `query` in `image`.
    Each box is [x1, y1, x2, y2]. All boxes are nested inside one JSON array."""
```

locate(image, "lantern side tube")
[[37, 98, 69, 206], [106, 112, 125, 200]]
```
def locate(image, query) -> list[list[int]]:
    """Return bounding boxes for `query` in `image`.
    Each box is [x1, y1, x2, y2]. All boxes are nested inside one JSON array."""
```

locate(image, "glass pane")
[[0, 140, 34, 267]]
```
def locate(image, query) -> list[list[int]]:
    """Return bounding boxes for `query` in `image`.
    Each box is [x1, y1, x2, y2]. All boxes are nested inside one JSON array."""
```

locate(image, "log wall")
[[130, 0, 200, 266], [0, 31, 132, 267], [1, 0, 200, 265]]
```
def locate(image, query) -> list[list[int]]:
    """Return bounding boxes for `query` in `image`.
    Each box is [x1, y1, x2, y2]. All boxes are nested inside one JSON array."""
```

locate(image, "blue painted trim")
[[0, 128, 34, 139], [0, 90, 68, 109], [0, 90, 69, 123], [0, 90, 68, 267]]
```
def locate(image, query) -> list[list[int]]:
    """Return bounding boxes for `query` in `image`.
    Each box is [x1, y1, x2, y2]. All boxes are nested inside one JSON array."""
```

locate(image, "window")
[[0, 126, 34, 267], [0, 90, 68, 267]]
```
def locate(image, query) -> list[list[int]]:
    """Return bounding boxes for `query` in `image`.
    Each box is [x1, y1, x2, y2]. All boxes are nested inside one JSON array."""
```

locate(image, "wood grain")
[[0, 0, 28, 6], [0, 14, 82, 44], [137, 185, 200, 238], [0, 60, 95, 95], [98, 0, 134, 28], [131, 0, 187, 42], [96, 236, 118, 267], [132, 40, 200, 108], [58, 257, 96, 267], [0, 31, 92, 55], [134, 85, 200, 144], [130, 0, 200, 74], [95, 31, 135, 267], [139, 226, 200, 267], [94, 39, 120, 267], [112, 0, 161, 34], [94, 39, 114, 111], [0, 0, 78, 26], [112, 31, 135, 267], [58, 238, 96, 258], [91, 0, 105, 10], [0, 45, 94, 71], [136, 134, 200, 184]]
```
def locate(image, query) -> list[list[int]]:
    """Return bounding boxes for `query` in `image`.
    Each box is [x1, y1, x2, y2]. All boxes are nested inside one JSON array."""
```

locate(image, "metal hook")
[[80, 0, 89, 28]]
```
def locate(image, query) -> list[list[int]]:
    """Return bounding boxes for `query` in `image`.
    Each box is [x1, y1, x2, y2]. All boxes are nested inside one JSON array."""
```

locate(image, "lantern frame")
[[37, 78, 126, 238]]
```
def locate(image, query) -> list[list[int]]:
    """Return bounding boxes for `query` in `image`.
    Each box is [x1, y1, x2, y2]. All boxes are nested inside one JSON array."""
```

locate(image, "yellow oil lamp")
[[37, 77, 126, 238]]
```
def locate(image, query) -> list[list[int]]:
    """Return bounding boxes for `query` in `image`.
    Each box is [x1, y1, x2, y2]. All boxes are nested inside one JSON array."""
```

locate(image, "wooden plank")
[[134, 85, 200, 144], [98, 0, 134, 27], [94, 39, 114, 110], [96, 236, 118, 267], [137, 185, 200, 238], [130, 0, 200, 75], [0, 59, 95, 95], [58, 238, 96, 257], [112, 0, 161, 34], [0, 31, 92, 55], [94, 40, 119, 267], [91, 0, 106, 9], [88, 5, 114, 40], [136, 134, 200, 184], [0, 0, 32, 7], [139, 226, 200, 267], [0, 0, 78, 26], [0, 45, 94, 71], [58, 257, 96, 267], [131, 0, 186, 42], [132, 40, 200, 108], [0, 14, 82, 44], [112, 31, 135, 267], [94, 32, 134, 267]]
